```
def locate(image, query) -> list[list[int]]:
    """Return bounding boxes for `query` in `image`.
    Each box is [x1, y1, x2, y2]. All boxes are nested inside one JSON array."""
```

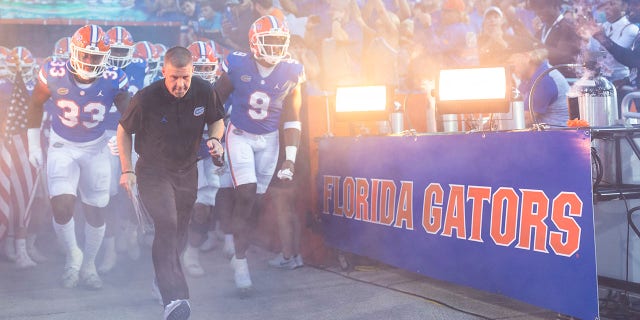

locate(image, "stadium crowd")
[[2, 0, 640, 318]]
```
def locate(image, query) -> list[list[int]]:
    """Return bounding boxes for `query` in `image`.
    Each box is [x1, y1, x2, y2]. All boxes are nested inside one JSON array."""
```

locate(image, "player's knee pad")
[[51, 194, 76, 224]]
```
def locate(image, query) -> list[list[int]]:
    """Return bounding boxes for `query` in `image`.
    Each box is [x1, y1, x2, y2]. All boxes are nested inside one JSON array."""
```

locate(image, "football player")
[[99, 26, 147, 274], [212, 15, 304, 292], [53, 36, 73, 61], [132, 40, 160, 87], [25, 24, 130, 290], [181, 41, 221, 277], [153, 43, 167, 82]]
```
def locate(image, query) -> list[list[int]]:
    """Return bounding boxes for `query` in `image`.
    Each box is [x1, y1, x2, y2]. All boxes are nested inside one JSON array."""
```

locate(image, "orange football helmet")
[[53, 37, 72, 60], [69, 24, 111, 79], [106, 26, 135, 69], [7, 46, 36, 83], [133, 41, 160, 75], [248, 15, 290, 65], [188, 41, 219, 83], [154, 43, 167, 70]]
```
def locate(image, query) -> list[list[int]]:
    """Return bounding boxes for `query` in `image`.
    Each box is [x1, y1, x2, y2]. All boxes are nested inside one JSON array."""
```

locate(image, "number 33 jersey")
[[224, 52, 305, 135], [39, 59, 129, 143]]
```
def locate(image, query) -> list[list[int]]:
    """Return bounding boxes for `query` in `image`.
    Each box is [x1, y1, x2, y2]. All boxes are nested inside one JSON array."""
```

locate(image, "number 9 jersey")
[[39, 59, 129, 143], [223, 51, 304, 135]]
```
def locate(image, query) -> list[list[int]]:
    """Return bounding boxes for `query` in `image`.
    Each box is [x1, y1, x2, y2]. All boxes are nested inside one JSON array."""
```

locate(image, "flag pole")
[[23, 167, 42, 227]]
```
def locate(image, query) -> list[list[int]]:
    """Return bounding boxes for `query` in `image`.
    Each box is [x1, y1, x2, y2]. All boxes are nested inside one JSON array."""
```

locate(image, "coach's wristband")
[[122, 170, 135, 175], [206, 136, 221, 143]]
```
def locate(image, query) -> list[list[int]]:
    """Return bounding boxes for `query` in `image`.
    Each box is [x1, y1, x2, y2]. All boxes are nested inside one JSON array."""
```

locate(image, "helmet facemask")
[[251, 31, 290, 65], [108, 45, 134, 69], [70, 43, 110, 79], [193, 61, 218, 83]]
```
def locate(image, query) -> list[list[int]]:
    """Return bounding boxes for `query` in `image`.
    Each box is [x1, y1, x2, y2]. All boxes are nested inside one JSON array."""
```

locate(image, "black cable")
[[592, 147, 604, 190]]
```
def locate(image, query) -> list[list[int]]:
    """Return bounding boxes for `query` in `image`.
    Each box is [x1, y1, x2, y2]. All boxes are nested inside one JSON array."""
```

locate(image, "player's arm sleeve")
[[26, 80, 51, 129]]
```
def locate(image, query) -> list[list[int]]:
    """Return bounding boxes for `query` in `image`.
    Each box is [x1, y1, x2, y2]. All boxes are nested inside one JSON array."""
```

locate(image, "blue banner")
[[318, 130, 598, 320]]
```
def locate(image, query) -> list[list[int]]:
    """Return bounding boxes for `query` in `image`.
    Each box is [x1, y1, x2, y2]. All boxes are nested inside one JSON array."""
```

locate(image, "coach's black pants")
[[137, 162, 196, 306]]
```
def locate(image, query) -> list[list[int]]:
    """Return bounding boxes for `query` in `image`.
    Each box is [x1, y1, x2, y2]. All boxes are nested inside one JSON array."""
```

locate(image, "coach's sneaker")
[[230, 255, 252, 290], [164, 299, 191, 320], [222, 234, 235, 258], [268, 252, 297, 270], [62, 247, 83, 288], [182, 245, 205, 277], [294, 254, 304, 269]]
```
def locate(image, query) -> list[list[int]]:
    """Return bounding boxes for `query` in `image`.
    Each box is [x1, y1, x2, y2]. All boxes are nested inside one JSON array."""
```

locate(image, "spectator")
[[527, 0, 582, 77], [477, 6, 520, 66], [320, 0, 368, 89], [361, 0, 401, 87], [196, 1, 225, 45], [588, 0, 640, 72], [498, 0, 537, 37], [221, 0, 258, 52], [431, 0, 479, 68], [179, 0, 201, 47], [362, 0, 412, 24], [585, 0, 639, 106], [253, 0, 285, 21], [144, 0, 183, 21], [468, 0, 493, 33], [507, 43, 570, 127]]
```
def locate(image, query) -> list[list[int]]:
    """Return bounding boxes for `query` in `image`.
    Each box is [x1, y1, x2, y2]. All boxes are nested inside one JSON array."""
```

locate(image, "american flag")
[[0, 72, 37, 241]]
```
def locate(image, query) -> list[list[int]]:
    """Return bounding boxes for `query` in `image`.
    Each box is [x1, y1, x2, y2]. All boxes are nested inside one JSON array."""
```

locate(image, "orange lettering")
[[422, 183, 444, 234], [442, 184, 466, 239]]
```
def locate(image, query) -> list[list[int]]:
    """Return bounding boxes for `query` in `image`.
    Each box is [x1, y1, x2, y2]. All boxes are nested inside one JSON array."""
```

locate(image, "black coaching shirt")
[[119, 76, 224, 171]]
